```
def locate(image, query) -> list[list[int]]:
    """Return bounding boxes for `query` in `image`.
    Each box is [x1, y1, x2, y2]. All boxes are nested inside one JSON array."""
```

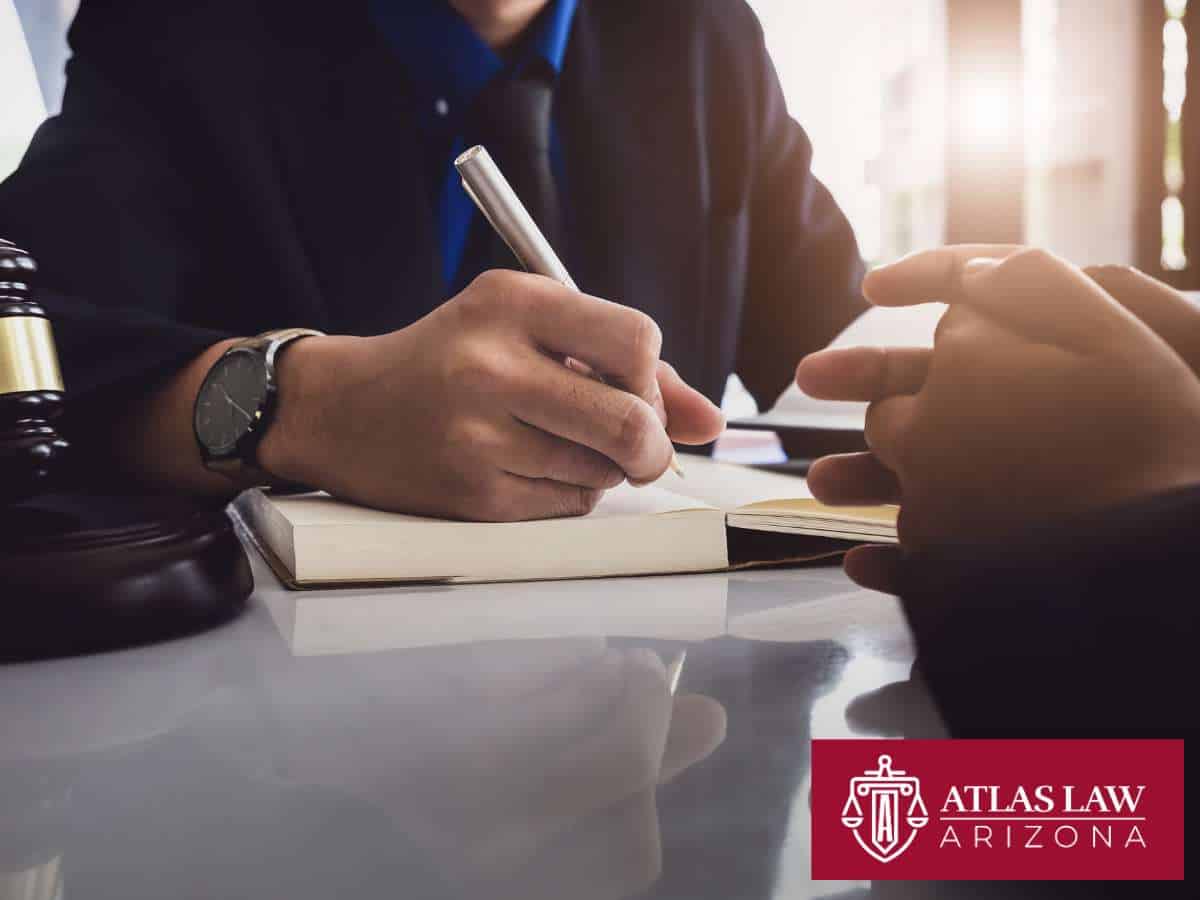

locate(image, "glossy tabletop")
[[0, 536, 970, 900]]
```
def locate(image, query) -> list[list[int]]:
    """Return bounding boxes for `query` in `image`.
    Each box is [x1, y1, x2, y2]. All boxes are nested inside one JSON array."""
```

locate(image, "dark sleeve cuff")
[[898, 485, 1200, 737], [43, 288, 233, 401], [33, 288, 233, 490]]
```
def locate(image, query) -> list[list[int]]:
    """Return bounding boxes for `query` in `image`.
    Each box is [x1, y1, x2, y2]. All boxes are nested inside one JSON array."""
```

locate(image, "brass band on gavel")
[[0, 238, 64, 396]]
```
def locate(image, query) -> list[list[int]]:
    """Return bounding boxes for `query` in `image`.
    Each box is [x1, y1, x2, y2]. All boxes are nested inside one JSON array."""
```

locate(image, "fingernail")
[[963, 257, 1001, 275]]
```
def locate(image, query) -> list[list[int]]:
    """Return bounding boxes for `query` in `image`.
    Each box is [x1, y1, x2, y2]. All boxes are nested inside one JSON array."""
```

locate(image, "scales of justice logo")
[[840, 754, 930, 863]]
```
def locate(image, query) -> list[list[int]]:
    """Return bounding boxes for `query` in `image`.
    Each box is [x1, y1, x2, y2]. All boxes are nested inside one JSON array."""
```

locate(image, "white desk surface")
[[1, 532, 958, 900]]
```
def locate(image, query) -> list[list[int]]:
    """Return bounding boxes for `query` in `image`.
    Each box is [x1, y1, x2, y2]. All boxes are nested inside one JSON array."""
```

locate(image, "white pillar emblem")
[[840, 754, 929, 863]]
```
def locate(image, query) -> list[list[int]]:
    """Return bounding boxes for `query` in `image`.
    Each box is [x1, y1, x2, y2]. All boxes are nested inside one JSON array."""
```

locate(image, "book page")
[[651, 455, 812, 512], [590, 481, 715, 517], [736, 498, 898, 522]]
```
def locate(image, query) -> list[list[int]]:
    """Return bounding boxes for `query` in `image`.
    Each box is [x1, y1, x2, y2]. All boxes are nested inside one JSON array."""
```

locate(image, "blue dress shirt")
[[369, 0, 578, 287]]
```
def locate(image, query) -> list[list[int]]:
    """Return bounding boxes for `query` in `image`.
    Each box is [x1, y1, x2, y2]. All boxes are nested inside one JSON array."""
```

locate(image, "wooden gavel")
[[0, 240, 255, 663], [0, 238, 68, 502]]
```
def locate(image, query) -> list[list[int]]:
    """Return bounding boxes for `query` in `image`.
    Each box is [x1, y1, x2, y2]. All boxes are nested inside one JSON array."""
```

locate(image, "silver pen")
[[455, 145, 684, 478]]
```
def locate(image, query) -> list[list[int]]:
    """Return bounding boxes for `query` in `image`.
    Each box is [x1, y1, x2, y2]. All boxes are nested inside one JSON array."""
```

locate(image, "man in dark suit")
[[0, 0, 867, 519]]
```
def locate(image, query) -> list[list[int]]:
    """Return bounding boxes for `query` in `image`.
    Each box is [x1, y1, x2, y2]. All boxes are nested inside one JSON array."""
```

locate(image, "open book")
[[233, 457, 897, 588], [734, 303, 945, 434]]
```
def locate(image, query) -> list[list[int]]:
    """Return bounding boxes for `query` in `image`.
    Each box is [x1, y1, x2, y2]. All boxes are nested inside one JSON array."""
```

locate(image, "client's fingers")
[[863, 245, 1025, 307], [957, 250, 1144, 352], [843, 544, 905, 594], [796, 346, 931, 402], [867, 247, 1139, 354], [1085, 264, 1200, 372], [863, 394, 918, 470], [877, 248, 1150, 357], [807, 452, 900, 506]]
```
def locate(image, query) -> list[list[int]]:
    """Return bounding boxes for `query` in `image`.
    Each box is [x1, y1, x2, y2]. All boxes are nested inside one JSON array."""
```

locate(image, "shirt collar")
[[371, 0, 578, 113]]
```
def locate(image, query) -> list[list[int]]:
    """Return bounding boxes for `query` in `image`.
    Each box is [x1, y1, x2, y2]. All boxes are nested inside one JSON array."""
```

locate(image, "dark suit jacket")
[[883, 489, 1200, 900], [899, 485, 1200, 739], [0, 0, 866, 428]]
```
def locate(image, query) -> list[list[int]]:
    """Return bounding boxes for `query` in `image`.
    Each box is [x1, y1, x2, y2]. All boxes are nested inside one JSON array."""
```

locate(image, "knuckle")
[[456, 276, 493, 321], [615, 396, 657, 462], [448, 418, 492, 451], [629, 310, 663, 365], [937, 314, 990, 366], [863, 401, 898, 457], [470, 268, 511, 298], [1001, 247, 1059, 278], [933, 305, 972, 345], [464, 270, 526, 318], [1082, 263, 1119, 280], [447, 341, 514, 394]]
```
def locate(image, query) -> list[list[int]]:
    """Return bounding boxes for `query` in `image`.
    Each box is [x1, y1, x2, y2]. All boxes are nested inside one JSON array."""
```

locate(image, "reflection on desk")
[[2, 633, 726, 900], [1, 549, 956, 900], [248, 536, 910, 657]]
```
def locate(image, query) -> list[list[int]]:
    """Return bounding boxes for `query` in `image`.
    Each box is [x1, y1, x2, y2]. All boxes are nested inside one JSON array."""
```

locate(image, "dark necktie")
[[455, 73, 563, 288]]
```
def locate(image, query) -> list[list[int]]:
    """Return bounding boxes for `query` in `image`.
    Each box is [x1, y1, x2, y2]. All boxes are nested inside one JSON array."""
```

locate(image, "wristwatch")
[[193, 328, 324, 485]]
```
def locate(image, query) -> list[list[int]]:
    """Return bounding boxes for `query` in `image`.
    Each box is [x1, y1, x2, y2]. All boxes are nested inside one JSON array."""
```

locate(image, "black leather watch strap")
[[198, 328, 323, 489], [236, 330, 319, 472]]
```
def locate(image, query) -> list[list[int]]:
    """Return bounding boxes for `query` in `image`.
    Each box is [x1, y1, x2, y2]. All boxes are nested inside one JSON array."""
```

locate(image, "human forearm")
[[83, 270, 725, 518], [109, 333, 346, 496], [106, 337, 244, 495]]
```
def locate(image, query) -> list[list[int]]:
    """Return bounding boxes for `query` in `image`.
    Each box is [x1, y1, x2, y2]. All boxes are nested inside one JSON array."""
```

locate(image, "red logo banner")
[[811, 740, 1184, 881]]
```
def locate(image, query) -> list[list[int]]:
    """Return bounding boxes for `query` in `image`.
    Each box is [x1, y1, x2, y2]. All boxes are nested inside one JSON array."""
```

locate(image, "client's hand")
[[796, 247, 1200, 557], [260, 270, 724, 520], [1083, 263, 1200, 374]]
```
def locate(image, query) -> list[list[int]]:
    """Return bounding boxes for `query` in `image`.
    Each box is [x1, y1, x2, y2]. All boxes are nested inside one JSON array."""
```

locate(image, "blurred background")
[[752, 0, 1167, 274], [3, 0, 1194, 281]]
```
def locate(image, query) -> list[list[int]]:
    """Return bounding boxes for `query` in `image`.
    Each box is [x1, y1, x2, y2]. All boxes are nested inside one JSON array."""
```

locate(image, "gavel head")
[[0, 239, 68, 503]]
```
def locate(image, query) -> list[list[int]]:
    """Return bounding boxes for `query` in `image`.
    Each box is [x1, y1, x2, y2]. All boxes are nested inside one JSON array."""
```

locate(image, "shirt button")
[[435, 98, 449, 117]]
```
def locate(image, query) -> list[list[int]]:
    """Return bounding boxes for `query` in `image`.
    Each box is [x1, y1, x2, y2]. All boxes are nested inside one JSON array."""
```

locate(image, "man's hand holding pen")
[[257, 270, 724, 521]]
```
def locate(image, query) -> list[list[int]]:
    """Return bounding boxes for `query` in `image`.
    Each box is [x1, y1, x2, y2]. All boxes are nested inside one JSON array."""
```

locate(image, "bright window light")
[[960, 79, 1014, 146]]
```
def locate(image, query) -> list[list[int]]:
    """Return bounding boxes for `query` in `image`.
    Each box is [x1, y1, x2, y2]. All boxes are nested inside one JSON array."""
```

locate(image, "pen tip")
[[669, 454, 685, 478]]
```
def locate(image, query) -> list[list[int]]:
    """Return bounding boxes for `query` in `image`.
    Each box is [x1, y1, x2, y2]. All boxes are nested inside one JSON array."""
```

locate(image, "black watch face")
[[195, 349, 271, 454]]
